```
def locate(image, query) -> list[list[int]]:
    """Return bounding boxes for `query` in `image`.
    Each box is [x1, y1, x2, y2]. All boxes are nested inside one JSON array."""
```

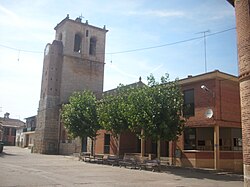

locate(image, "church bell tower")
[[33, 15, 108, 154]]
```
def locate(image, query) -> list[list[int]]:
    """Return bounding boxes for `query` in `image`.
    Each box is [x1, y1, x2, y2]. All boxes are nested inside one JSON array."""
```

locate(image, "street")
[[0, 146, 243, 187]]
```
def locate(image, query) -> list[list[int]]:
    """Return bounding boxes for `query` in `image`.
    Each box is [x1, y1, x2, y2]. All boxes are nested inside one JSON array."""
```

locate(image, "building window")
[[89, 37, 97, 56], [183, 89, 195, 117], [184, 128, 196, 150], [233, 138, 242, 149], [58, 33, 62, 41], [11, 128, 16, 136], [74, 33, 82, 53], [104, 134, 110, 154], [4, 127, 10, 135]]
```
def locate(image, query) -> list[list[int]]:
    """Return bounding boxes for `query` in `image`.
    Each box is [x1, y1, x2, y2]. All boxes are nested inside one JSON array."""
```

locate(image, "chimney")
[[4, 112, 10, 119]]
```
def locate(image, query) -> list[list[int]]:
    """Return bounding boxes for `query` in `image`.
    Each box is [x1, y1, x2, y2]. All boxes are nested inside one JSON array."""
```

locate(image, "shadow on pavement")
[[161, 166, 243, 182], [0, 151, 18, 158]]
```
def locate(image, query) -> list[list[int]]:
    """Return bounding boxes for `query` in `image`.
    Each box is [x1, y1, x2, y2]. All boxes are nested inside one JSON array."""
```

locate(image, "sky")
[[0, 0, 237, 121]]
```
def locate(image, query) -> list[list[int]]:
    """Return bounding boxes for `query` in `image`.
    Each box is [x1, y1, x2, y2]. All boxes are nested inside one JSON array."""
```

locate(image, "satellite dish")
[[205, 108, 213, 118]]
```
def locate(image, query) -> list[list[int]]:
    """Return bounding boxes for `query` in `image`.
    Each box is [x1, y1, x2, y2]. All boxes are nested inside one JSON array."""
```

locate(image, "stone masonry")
[[33, 15, 108, 154]]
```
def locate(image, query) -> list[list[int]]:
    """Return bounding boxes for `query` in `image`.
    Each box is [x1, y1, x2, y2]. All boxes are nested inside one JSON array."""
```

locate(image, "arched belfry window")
[[89, 37, 97, 56], [58, 33, 62, 41], [74, 33, 82, 53]]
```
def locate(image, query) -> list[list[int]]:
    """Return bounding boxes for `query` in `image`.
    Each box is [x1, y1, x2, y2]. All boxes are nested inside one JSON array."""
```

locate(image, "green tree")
[[128, 73, 185, 159], [61, 91, 100, 153], [97, 85, 130, 155]]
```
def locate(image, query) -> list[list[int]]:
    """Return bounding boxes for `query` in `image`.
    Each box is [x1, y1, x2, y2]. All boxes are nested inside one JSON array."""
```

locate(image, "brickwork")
[[95, 130, 138, 155], [173, 71, 242, 172], [179, 72, 241, 128], [95, 130, 106, 154], [233, 0, 250, 185]]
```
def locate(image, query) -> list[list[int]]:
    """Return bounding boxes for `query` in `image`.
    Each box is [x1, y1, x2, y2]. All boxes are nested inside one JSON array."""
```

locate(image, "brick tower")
[[33, 15, 108, 154], [227, 0, 250, 185], [235, 1, 250, 186]]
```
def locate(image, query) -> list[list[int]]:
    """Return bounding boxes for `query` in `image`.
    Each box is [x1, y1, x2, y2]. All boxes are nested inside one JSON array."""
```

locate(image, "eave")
[[227, 0, 235, 6]]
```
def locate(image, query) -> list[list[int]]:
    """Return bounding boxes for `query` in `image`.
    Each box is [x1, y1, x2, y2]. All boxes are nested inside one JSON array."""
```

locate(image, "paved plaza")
[[0, 146, 243, 187]]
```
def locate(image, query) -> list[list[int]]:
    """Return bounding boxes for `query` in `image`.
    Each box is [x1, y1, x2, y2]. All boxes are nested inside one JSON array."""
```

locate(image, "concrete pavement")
[[0, 146, 243, 187]]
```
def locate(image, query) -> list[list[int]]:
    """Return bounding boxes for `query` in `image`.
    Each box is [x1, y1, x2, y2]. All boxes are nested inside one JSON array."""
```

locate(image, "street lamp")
[[201, 85, 215, 98], [201, 84, 219, 170]]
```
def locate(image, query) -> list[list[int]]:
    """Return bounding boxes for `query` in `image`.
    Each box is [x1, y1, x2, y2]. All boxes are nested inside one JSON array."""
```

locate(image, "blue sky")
[[0, 0, 237, 120]]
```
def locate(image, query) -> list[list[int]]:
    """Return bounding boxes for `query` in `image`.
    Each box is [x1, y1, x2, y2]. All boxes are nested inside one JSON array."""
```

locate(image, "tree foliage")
[[97, 85, 130, 138], [128, 73, 185, 141], [61, 73, 185, 157], [61, 91, 100, 140]]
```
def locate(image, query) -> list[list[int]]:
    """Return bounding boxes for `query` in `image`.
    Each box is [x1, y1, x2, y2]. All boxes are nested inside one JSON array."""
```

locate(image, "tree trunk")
[[117, 134, 120, 156], [91, 138, 94, 156], [157, 136, 161, 160], [80, 137, 83, 153], [141, 129, 145, 157]]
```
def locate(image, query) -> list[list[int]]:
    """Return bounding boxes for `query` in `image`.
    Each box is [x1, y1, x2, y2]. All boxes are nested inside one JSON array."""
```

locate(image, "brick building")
[[174, 70, 242, 172], [0, 113, 25, 146], [94, 70, 242, 172], [33, 15, 108, 154]]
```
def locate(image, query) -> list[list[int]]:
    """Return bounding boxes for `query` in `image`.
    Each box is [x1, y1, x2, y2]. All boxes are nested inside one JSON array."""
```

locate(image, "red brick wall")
[[220, 151, 243, 159], [119, 131, 138, 155], [95, 130, 104, 154], [4, 127, 16, 146], [95, 130, 138, 156], [182, 78, 241, 128], [176, 77, 241, 162], [182, 79, 217, 127], [234, 0, 250, 166], [95, 130, 118, 155], [219, 80, 241, 125]]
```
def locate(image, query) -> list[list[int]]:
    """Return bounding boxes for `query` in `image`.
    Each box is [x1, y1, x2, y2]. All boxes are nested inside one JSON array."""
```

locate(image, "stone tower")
[[33, 15, 108, 154]]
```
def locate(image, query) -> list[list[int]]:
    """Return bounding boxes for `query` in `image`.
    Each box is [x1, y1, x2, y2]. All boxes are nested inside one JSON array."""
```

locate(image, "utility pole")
[[196, 30, 210, 73]]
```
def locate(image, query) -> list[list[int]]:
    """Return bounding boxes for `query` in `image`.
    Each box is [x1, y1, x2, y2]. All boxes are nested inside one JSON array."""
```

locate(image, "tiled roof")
[[0, 118, 25, 128], [103, 80, 146, 96]]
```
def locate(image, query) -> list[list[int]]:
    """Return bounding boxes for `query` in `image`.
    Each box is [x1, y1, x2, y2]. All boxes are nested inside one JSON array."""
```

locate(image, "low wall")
[[59, 140, 81, 155], [175, 150, 243, 173]]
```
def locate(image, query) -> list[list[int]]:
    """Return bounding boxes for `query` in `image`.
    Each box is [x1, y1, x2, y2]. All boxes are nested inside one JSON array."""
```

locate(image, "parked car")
[[0, 141, 4, 153]]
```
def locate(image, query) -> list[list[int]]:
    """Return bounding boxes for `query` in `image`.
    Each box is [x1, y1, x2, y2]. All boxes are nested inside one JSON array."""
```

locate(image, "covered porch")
[[177, 127, 243, 172]]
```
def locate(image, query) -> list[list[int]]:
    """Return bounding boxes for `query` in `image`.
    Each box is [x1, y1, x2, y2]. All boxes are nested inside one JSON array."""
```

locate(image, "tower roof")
[[54, 14, 108, 33]]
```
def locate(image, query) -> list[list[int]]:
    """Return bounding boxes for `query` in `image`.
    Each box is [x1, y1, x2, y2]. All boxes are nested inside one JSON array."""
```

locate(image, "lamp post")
[[201, 85, 219, 170]]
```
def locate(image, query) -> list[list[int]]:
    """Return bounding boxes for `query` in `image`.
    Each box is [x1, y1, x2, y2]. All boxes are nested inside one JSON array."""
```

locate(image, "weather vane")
[[79, 13, 84, 20]]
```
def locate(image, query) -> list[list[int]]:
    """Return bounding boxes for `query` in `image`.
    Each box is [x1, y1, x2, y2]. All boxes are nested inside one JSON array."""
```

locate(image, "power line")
[[106, 35, 205, 55], [0, 44, 42, 54], [107, 27, 236, 55], [0, 27, 236, 55]]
